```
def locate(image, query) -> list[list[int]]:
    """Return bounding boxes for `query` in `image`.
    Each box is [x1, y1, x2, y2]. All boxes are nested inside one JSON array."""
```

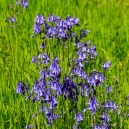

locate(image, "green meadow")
[[1, 0, 129, 128]]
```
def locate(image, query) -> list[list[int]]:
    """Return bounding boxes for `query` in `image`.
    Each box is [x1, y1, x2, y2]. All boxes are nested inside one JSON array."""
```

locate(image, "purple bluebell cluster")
[[16, 14, 125, 128], [32, 14, 80, 41], [16, 0, 29, 9]]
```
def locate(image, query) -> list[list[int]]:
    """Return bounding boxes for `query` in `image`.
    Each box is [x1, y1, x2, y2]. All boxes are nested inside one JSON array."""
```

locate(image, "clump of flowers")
[[16, 0, 29, 9], [16, 14, 128, 129]]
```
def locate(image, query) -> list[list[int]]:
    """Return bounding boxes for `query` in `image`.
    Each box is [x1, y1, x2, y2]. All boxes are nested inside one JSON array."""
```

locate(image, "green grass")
[[1, 0, 129, 128]]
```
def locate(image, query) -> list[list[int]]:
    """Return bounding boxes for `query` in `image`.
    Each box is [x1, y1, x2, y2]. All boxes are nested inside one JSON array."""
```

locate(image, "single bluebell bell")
[[16, 81, 25, 94], [76, 59, 84, 67], [38, 76, 46, 87], [50, 96, 57, 109], [106, 86, 113, 92], [39, 105, 43, 112], [48, 80, 57, 90], [24, 124, 33, 129], [81, 44, 87, 52], [70, 31, 75, 37], [100, 111, 110, 123], [32, 56, 37, 63], [83, 108, 87, 113], [39, 69, 46, 79], [74, 113, 84, 124], [80, 29, 90, 39], [34, 85, 44, 100], [32, 113, 38, 118], [38, 53, 43, 59], [34, 23, 40, 34], [102, 61, 111, 70], [43, 92, 50, 102], [88, 97, 99, 115], [40, 43, 45, 49], [125, 114, 129, 117], [49, 58, 61, 77], [9, 16, 16, 23], [46, 110, 55, 123]]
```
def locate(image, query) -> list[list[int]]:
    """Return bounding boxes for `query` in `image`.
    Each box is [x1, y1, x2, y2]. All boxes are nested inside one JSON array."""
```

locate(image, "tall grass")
[[0, 0, 129, 128]]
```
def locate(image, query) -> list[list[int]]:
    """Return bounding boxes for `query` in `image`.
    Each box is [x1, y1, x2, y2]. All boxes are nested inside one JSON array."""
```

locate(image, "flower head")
[[16, 81, 25, 94], [9, 16, 16, 23], [102, 61, 111, 70]]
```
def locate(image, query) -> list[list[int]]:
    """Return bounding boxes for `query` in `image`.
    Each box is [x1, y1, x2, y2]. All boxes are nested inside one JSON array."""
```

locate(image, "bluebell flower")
[[76, 50, 86, 61], [88, 97, 99, 115], [106, 86, 113, 92], [38, 76, 46, 87], [57, 28, 68, 39], [38, 53, 43, 59], [16, 81, 25, 94], [103, 100, 119, 110], [49, 58, 61, 77], [62, 76, 78, 101], [35, 14, 45, 25], [87, 71, 105, 87], [48, 79, 60, 91], [24, 124, 33, 129], [39, 105, 43, 112], [32, 56, 37, 63], [20, 0, 29, 9], [88, 46, 97, 59], [74, 113, 84, 124], [125, 114, 129, 117], [80, 29, 90, 39], [66, 16, 79, 26], [43, 92, 50, 102], [46, 110, 55, 123], [34, 23, 40, 34], [70, 31, 75, 37], [40, 43, 45, 49], [33, 82, 44, 100], [102, 61, 111, 70], [39, 69, 46, 79], [76, 59, 84, 67], [50, 96, 57, 109], [83, 108, 87, 113], [48, 79, 62, 96], [9, 16, 16, 23], [48, 14, 61, 23], [100, 111, 110, 123], [42, 53, 50, 64], [44, 106, 50, 115], [32, 113, 38, 118]]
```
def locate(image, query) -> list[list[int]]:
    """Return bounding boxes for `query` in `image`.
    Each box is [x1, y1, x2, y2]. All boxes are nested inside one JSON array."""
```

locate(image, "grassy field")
[[1, 0, 129, 128]]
